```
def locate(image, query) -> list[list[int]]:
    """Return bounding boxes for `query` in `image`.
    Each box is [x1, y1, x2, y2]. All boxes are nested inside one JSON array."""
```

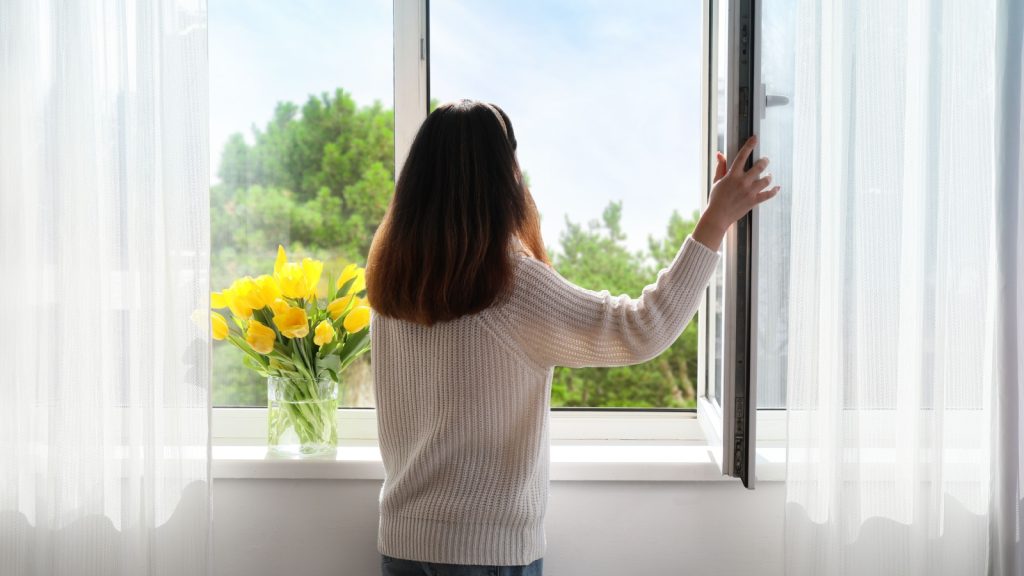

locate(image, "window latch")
[[759, 83, 791, 119]]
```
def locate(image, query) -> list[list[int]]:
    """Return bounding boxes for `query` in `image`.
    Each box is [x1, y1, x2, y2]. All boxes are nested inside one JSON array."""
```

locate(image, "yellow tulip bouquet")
[[210, 246, 371, 455]]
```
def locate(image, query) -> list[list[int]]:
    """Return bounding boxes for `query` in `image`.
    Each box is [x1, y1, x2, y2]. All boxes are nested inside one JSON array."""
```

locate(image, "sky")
[[209, 0, 704, 253]]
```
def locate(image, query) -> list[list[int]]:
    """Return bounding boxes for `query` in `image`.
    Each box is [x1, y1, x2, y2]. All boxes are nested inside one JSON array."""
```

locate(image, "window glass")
[[755, 0, 796, 409], [431, 0, 704, 408], [709, 0, 730, 404], [209, 0, 393, 407]]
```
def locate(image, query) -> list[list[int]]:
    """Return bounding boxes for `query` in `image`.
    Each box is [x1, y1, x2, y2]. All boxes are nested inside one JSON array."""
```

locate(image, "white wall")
[[213, 479, 785, 576]]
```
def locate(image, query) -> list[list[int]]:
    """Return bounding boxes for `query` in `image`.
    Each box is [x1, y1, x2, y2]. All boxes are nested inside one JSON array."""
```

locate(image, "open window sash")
[[696, 0, 761, 489]]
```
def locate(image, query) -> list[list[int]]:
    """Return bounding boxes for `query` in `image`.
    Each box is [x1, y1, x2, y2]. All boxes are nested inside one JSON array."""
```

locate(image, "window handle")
[[758, 83, 791, 119]]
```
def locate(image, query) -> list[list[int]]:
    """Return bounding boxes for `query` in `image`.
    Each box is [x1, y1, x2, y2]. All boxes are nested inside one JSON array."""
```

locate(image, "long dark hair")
[[366, 100, 548, 325]]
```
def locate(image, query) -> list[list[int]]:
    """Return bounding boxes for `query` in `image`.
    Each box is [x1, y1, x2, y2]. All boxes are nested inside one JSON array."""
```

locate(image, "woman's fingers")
[[706, 133, 779, 223], [746, 157, 770, 180], [730, 135, 758, 173], [714, 152, 728, 182], [756, 186, 781, 204], [751, 173, 773, 191]]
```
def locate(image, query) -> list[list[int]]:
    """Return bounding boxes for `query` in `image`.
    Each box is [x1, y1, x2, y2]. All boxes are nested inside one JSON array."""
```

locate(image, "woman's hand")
[[692, 135, 780, 251]]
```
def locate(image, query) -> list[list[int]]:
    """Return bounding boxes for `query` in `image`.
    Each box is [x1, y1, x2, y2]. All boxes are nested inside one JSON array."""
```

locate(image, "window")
[[209, 0, 394, 408], [430, 0, 705, 409], [699, 0, 786, 487], [210, 0, 785, 454]]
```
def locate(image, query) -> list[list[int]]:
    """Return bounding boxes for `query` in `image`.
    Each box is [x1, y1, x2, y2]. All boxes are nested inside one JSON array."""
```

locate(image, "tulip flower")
[[275, 264, 307, 300], [211, 291, 229, 309], [313, 320, 336, 346], [254, 275, 282, 308], [274, 245, 323, 299], [268, 298, 289, 316], [301, 258, 324, 296], [245, 319, 276, 354], [273, 305, 310, 339], [224, 277, 264, 318], [274, 245, 288, 276], [343, 305, 371, 333], [211, 312, 229, 340], [336, 263, 366, 294], [327, 295, 360, 321]]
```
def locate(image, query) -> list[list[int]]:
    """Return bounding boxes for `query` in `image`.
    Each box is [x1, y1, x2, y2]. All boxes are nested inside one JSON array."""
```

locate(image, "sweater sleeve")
[[495, 235, 721, 369]]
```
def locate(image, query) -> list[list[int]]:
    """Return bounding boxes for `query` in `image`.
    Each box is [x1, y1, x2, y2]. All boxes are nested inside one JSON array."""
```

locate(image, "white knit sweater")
[[371, 235, 720, 565]]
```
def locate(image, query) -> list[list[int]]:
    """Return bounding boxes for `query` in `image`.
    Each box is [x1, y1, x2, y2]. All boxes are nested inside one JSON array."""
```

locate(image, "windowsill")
[[212, 440, 786, 482]]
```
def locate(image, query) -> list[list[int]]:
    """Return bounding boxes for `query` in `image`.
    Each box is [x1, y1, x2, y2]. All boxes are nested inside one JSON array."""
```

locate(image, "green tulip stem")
[[269, 372, 338, 452]]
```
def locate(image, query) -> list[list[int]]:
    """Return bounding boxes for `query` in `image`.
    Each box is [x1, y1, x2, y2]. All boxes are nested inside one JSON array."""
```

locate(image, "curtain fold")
[[0, 1, 211, 575], [783, 0, 1021, 574], [990, 1, 1023, 573]]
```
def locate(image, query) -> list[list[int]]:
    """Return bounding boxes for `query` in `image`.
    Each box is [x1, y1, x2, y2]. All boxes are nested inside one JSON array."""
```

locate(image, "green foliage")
[[549, 204, 702, 408], [211, 88, 702, 408], [213, 344, 266, 406]]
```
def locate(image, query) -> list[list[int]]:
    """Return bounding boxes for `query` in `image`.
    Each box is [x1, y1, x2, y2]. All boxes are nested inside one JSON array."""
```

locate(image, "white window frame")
[[211, 407, 786, 444], [394, 0, 429, 175], [696, 0, 726, 465], [211, 0, 788, 452]]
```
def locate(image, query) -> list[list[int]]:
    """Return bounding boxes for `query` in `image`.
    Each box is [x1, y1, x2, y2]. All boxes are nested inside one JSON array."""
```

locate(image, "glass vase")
[[267, 374, 339, 457]]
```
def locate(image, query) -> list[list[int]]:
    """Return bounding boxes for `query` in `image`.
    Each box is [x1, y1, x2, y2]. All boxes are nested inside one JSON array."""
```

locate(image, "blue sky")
[[209, 0, 703, 252]]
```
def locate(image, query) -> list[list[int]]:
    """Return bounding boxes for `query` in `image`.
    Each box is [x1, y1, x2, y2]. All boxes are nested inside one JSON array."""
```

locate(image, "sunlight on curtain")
[[0, 1, 211, 575], [782, 0, 1021, 574]]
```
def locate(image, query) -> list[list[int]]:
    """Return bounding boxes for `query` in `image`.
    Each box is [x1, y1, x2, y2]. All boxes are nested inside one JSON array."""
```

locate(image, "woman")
[[366, 100, 777, 575]]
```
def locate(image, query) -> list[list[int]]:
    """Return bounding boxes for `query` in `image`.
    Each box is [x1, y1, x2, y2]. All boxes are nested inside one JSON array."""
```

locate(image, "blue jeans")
[[381, 555, 543, 576]]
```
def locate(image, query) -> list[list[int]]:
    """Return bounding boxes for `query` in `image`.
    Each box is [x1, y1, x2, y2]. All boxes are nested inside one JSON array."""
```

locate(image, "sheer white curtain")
[[0, 1, 211, 575], [783, 0, 1022, 574]]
